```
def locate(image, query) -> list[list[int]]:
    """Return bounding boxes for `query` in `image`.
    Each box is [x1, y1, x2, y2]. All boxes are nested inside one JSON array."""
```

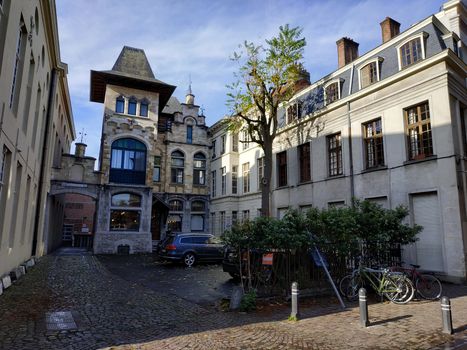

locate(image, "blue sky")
[[56, 0, 441, 159]]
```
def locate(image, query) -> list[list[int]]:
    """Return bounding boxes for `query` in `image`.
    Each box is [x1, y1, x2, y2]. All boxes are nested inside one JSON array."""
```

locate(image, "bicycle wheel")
[[340, 274, 363, 301], [383, 275, 414, 304], [416, 274, 442, 300]]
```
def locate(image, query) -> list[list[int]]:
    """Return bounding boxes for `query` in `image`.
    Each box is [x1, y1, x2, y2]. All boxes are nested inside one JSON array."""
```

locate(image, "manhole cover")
[[46, 311, 77, 331]]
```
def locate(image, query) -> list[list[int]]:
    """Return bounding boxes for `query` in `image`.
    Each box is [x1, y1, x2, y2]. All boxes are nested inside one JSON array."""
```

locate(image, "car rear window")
[[180, 237, 193, 244], [192, 236, 209, 244]]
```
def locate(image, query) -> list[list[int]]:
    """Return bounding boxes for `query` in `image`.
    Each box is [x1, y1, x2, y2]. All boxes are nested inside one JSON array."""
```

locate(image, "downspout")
[[31, 68, 58, 255], [347, 64, 355, 204]]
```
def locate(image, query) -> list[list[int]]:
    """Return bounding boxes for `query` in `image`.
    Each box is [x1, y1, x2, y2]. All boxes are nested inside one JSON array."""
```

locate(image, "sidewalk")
[[0, 251, 466, 349]]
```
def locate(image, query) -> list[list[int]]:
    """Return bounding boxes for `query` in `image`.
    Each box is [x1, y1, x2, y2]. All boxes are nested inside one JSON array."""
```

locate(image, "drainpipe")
[[31, 68, 58, 256], [347, 65, 355, 204]]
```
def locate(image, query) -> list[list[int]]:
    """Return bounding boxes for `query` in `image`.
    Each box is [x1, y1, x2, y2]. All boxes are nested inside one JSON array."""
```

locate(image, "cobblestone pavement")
[[0, 250, 466, 350]]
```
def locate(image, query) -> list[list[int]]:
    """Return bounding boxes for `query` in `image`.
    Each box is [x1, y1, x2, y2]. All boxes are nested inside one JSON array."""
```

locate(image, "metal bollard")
[[359, 288, 369, 327], [441, 296, 453, 334], [290, 282, 299, 320]]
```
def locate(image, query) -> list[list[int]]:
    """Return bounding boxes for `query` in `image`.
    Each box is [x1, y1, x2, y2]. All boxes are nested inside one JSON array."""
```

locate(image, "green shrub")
[[240, 290, 257, 312]]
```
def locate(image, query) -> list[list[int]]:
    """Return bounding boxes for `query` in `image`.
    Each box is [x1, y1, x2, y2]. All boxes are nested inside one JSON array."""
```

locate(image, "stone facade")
[[90, 46, 210, 254], [209, 2, 467, 282]]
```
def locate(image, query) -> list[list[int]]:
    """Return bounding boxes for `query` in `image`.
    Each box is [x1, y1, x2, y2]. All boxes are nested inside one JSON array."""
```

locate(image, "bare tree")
[[227, 25, 307, 217]]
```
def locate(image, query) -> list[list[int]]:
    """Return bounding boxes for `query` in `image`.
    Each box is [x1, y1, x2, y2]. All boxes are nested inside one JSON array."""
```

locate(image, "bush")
[[240, 290, 257, 312]]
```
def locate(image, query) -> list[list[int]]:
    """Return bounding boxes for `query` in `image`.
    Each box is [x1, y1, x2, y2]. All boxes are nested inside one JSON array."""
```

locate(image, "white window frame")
[[323, 78, 344, 106], [357, 57, 384, 90], [396, 31, 429, 71]]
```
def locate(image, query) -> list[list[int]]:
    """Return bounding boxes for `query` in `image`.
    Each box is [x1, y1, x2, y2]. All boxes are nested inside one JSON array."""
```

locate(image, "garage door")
[[412, 193, 444, 272]]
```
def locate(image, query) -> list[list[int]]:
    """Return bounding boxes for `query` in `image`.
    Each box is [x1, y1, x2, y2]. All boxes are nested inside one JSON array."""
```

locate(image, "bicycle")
[[339, 265, 415, 304], [389, 264, 442, 300]]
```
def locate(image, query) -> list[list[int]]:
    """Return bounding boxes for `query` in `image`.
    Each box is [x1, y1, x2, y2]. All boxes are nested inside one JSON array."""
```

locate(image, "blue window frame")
[[140, 100, 148, 117], [110, 138, 146, 184], [128, 97, 137, 115], [187, 125, 193, 144], [116, 96, 124, 113]]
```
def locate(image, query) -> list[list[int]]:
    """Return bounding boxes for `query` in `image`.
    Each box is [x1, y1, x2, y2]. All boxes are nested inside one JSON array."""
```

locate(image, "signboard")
[[262, 253, 274, 265]]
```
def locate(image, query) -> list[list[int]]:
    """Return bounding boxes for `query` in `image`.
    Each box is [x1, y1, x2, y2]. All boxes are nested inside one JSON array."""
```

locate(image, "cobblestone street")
[[0, 250, 466, 350]]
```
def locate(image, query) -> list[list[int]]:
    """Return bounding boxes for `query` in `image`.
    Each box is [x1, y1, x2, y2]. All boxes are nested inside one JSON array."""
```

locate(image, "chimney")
[[75, 143, 87, 157], [336, 37, 359, 68], [380, 17, 400, 43], [293, 67, 311, 93]]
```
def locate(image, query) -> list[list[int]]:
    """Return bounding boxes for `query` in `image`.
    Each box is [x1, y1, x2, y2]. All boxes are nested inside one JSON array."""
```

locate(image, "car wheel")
[[183, 253, 196, 267]]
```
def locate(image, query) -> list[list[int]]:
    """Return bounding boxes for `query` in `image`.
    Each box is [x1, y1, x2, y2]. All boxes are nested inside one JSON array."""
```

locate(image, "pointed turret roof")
[[90, 46, 176, 112]]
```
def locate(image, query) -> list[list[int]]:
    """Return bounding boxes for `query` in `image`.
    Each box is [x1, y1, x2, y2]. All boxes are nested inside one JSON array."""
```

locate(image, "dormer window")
[[396, 32, 428, 70], [324, 79, 342, 105], [287, 101, 302, 124], [128, 97, 137, 115], [140, 99, 149, 117], [116, 96, 124, 114], [358, 57, 383, 89]]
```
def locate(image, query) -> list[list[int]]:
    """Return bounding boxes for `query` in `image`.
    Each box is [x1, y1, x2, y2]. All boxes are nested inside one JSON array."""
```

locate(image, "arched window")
[[191, 200, 206, 232], [193, 152, 206, 185], [116, 96, 124, 113], [169, 199, 183, 211], [171, 151, 184, 184], [128, 97, 137, 115], [110, 138, 146, 185], [140, 99, 149, 117], [110, 193, 141, 231]]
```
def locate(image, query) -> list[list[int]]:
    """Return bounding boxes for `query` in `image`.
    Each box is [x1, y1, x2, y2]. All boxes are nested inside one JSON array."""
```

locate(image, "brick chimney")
[[336, 37, 359, 68], [380, 17, 400, 43]]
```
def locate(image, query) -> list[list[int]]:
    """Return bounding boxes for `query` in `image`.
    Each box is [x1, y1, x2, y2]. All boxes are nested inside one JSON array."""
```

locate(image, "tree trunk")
[[261, 137, 273, 217]]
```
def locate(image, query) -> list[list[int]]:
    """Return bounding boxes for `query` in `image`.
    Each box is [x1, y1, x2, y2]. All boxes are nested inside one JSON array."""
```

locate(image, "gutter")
[[347, 64, 355, 203]]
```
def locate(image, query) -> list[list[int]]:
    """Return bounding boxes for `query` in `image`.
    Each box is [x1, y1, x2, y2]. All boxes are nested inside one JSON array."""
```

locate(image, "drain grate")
[[45, 311, 77, 331]]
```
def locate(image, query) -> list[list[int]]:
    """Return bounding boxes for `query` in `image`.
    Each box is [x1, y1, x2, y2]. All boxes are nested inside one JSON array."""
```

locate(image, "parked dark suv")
[[158, 233, 224, 267]]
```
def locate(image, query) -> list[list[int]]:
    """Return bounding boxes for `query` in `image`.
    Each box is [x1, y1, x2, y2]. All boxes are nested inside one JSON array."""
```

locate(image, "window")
[[221, 167, 226, 195], [140, 100, 148, 117], [220, 211, 225, 234], [405, 101, 433, 160], [128, 97, 137, 115], [298, 143, 311, 183], [325, 81, 339, 105], [193, 152, 206, 185], [171, 151, 184, 184], [211, 170, 216, 197], [397, 33, 428, 70], [363, 119, 385, 168], [277, 151, 287, 187], [0, 146, 7, 188], [327, 133, 342, 176], [111, 193, 141, 207], [232, 165, 238, 194], [116, 96, 124, 113], [287, 101, 302, 124], [221, 135, 226, 154], [211, 140, 216, 158], [242, 210, 250, 222], [153, 156, 161, 182], [167, 215, 182, 232], [187, 125, 193, 144], [110, 138, 146, 185], [360, 61, 378, 89], [231, 211, 238, 226], [110, 193, 141, 231], [10, 20, 27, 111], [242, 162, 250, 193], [0, 146, 11, 216], [242, 129, 250, 150], [232, 133, 239, 152], [257, 157, 264, 190], [169, 199, 183, 211], [191, 201, 205, 232]]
